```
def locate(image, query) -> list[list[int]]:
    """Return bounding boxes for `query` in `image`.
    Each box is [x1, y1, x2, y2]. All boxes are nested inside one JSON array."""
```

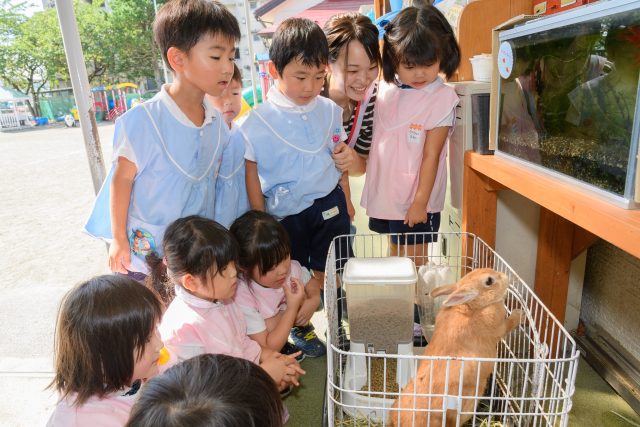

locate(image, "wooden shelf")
[[463, 151, 640, 322], [465, 151, 640, 259]]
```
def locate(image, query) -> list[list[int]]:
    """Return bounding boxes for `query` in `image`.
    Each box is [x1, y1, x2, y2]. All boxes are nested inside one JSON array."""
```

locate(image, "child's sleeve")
[[234, 281, 267, 334], [238, 304, 267, 335], [291, 260, 312, 286], [111, 113, 151, 174], [431, 109, 456, 129], [238, 125, 256, 162]]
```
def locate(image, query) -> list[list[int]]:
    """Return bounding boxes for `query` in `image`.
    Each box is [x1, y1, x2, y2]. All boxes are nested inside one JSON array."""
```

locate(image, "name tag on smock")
[[408, 123, 425, 145]]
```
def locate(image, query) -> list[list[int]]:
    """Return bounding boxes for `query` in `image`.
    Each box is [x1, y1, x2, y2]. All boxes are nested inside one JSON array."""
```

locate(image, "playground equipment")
[[103, 83, 142, 120], [0, 86, 33, 129]]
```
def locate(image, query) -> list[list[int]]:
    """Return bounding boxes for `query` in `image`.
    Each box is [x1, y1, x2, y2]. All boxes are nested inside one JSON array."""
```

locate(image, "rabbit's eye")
[[485, 277, 494, 287]]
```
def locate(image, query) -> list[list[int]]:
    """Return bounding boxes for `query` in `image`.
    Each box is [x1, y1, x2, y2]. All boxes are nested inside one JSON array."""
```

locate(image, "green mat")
[[285, 355, 327, 426]]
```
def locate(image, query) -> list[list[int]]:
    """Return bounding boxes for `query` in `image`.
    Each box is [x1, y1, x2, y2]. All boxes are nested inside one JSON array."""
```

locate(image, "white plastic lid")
[[342, 257, 417, 285]]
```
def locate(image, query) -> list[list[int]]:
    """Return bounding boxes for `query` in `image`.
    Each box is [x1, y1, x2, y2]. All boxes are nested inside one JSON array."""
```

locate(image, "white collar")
[[395, 76, 444, 93], [267, 85, 318, 113], [174, 284, 224, 309], [158, 84, 218, 128]]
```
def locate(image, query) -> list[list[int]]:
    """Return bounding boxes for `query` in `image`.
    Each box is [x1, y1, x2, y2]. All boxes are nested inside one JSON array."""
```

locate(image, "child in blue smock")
[[240, 17, 357, 353], [208, 64, 250, 229], [84, 0, 241, 279]]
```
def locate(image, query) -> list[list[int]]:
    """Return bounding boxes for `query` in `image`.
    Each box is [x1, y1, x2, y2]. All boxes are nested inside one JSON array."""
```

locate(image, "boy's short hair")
[[49, 275, 163, 406], [269, 17, 329, 76], [154, 0, 241, 71], [231, 63, 242, 85], [126, 354, 284, 427]]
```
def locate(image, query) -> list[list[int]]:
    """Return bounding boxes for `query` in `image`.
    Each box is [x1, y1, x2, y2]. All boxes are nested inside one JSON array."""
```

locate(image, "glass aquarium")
[[496, 0, 640, 208]]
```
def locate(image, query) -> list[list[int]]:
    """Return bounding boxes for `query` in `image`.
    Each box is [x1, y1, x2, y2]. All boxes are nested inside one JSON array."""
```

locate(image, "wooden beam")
[[462, 156, 499, 248], [465, 151, 640, 259], [534, 207, 573, 324], [572, 226, 598, 259]]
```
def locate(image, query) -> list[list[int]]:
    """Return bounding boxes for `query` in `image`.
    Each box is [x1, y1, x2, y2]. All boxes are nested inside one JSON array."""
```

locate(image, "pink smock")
[[234, 261, 307, 334], [159, 284, 262, 369], [46, 392, 137, 427], [361, 78, 459, 219]]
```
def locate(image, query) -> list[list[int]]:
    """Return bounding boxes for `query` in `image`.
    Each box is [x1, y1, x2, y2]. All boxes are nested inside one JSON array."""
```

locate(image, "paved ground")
[[0, 123, 114, 426], [0, 122, 337, 427]]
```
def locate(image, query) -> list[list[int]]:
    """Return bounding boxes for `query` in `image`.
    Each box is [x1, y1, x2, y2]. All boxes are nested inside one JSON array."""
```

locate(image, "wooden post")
[[461, 154, 501, 248], [374, 0, 390, 18]]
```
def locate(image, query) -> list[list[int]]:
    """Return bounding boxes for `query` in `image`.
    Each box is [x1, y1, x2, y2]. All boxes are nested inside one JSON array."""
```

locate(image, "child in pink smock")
[[147, 215, 304, 391], [47, 275, 164, 427], [231, 210, 325, 360], [362, 6, 460, 265]]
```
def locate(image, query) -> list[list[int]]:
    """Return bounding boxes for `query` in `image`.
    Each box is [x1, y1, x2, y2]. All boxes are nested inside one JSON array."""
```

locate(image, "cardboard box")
[[488, 14, 537, 150]]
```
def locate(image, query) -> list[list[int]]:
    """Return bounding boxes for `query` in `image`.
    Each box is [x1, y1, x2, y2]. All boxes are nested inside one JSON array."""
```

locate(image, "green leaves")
[[0, 0, 164, 104]]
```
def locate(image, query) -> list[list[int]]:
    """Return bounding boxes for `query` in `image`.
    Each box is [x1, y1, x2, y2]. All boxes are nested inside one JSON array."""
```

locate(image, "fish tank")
[[495, 0, 640, 208]]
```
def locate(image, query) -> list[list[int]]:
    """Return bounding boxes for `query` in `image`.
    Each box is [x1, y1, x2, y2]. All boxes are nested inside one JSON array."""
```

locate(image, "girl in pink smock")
[[231, 210, 325, 360], [147, 215, 304, 391], [47, 275, 164, 427], [361, 6, 460, 265]]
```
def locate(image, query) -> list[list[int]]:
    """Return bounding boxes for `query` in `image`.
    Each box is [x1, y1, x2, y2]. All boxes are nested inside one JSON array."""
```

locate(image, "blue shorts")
[[368, 213, 441, 245], [280, 186, 353, 272]]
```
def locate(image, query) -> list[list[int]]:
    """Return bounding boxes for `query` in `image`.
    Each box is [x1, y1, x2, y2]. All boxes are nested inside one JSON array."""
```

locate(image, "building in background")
[[219, 0, 269, 89]]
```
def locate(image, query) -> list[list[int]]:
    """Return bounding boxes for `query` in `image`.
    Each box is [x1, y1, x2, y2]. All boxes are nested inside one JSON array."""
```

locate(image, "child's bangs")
[[200, 241, 238, 281], [255, 237, 290, 276], [397, 38, 439, 67], [296, 52, 329, 71]]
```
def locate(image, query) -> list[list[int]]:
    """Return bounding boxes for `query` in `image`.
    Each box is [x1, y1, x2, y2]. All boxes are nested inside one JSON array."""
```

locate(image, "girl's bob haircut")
[[50, 275, 163, 405], [230, 210, 291, 277], [382, 6, 461, 82]]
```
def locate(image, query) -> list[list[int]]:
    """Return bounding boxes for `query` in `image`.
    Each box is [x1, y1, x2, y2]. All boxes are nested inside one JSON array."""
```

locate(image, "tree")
[[107, 0, 164, 84], [0, 7, 66, 116], [0, 0, 163, 116]]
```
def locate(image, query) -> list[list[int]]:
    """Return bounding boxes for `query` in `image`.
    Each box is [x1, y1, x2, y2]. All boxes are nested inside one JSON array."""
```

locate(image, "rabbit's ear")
[[443, 289, 480, 307], [430, 283, 457, 298]]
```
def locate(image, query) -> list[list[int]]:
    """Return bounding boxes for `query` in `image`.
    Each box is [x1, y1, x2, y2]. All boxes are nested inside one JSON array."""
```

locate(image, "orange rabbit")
[[389, 268, 522, 426]]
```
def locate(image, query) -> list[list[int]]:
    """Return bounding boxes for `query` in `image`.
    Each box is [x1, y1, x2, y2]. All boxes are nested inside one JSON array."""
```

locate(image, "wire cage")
[[324, 232, 580, 427]]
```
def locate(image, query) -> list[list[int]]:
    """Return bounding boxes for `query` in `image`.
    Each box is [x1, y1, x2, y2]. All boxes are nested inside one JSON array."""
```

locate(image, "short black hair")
[[126, 354, 284, 427], [382, 6, 460, 82], [154, 0, 241, 71], [230, 210, 291, 277], [269, 17, 329, 76]]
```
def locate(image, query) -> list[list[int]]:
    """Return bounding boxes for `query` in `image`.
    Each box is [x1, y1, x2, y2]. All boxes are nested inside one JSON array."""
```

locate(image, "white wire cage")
[[323, 232, 580, 427]]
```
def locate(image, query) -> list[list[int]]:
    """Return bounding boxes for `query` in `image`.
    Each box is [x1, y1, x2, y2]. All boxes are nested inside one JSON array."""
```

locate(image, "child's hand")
[[108, 237, 131, 273], [281, 353, 305, 386], [331, 142, 354, 172], [261, 352, 305, 386], [404, 202, 428, 228], [284, 277, 305, 310]]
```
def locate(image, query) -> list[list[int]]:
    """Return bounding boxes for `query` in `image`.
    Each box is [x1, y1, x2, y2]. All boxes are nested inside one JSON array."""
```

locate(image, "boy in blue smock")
[[208, 64, 250, 229], [240, 18, 356, 356], [84, 0, 240, 279]]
